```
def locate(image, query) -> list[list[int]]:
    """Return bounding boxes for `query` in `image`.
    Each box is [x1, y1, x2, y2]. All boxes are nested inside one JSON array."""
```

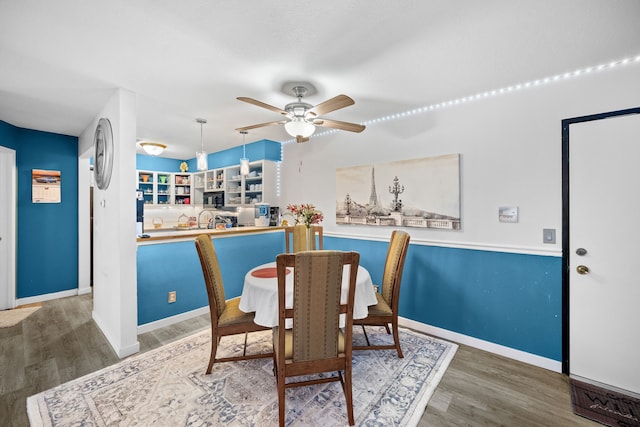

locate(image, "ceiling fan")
[[235, 84, 365, 143]]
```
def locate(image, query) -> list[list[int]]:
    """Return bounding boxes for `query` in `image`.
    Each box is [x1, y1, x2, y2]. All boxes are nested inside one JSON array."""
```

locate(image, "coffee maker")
[[269, 206, 280, 226]]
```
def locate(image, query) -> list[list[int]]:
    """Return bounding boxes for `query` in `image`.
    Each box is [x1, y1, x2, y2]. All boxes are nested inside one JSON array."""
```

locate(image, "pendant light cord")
[[242, 131, 246, 157]]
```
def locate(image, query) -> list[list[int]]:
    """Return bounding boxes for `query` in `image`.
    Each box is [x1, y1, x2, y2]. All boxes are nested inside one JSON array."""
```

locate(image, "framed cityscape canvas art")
[[336, 154, 461, 229]]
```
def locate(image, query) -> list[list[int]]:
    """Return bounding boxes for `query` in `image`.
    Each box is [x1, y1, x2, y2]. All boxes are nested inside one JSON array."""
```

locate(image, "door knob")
[[576, 265, 590, 275]]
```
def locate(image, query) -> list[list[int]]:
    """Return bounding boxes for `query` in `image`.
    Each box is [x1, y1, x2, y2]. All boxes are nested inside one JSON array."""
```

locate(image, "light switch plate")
[[499, 206, 518, 223], [543, 228, 556, 244]]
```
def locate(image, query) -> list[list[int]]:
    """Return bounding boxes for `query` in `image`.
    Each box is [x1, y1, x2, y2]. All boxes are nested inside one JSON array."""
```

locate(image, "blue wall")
[[136, 154, 183, 172], [138, 232, 562, 361], [327, 236, 562, 361], [137, 232, 284, 325], [0, 120, 18, 149], [184, 139, 281, 172], [136, 139, 281, 172], [0, 120, 79, 298]]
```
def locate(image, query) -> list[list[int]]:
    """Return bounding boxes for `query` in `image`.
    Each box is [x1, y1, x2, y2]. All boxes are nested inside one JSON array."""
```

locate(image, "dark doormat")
[[570, 378, 640, 426]]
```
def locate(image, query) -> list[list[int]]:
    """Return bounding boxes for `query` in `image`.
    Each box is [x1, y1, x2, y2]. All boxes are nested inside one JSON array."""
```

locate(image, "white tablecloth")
[[239, 261, 378, 328]]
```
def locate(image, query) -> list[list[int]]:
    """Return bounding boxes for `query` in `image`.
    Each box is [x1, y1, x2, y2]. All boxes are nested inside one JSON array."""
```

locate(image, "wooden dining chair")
[[353, 230, 410, 358], [284, 224, 323, 252], [273, 250, 360, 427], [194, 235, 271, 374]]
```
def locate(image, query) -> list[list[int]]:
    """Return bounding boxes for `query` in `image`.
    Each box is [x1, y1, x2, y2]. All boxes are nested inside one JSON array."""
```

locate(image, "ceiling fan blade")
[[306, 95, 355, 117], [296, 135, 309, 143], [313, 118, 365, 133], [235, 120, 287, 132], [237, 97, 288, 116]]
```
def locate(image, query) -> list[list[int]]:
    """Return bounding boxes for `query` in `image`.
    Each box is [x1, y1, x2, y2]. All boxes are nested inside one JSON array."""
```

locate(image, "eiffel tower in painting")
[[368, 167, 380, 207]]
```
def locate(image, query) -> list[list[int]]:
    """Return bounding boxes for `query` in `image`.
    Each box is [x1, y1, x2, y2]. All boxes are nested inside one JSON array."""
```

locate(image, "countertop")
[[136, 225, 285, 243]]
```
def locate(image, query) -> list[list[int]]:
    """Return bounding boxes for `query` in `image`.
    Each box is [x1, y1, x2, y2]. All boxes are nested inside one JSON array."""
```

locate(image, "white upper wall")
[[280, 61, 640, 254]]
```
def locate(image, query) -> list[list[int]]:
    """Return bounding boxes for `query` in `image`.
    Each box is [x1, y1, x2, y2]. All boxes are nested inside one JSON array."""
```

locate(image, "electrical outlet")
[[168, 291, 177, 303]]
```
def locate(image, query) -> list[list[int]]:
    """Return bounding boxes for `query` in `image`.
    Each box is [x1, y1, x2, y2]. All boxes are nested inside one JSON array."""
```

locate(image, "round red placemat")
[[251, 267, 291, 278]]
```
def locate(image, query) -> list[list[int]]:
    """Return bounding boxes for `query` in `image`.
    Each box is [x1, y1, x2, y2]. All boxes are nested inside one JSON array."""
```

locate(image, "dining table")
[[239, 260, 378, 328]]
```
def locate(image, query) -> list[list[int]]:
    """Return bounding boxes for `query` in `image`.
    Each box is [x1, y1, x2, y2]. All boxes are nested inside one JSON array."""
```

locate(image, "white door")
[[0, 147, 17, 310], [569, 112, 640, 394]]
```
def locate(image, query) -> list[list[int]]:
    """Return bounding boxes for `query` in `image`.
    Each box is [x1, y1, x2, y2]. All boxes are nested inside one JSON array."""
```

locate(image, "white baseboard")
[[78, 286, 92, 296], [137, 306, 210, 335], [16, 289, 79, 306], [92, 310, 140, 359], [399, 317, 562, 373]]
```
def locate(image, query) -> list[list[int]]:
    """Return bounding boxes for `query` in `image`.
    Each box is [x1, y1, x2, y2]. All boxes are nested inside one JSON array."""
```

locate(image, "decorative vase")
[[141, 174, 150, 183], [305, 225, 314, 251]]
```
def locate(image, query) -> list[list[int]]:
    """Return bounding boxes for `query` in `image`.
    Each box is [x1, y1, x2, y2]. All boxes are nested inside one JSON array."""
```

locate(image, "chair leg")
[[384, 323, 391, 334], [242, 331, 248, 356], [361, 325, 371, 346], [206, 335, 220, 374], [277, 368, 286, 427], [344, 365, 355, 425], [391, 320, 404, 358]]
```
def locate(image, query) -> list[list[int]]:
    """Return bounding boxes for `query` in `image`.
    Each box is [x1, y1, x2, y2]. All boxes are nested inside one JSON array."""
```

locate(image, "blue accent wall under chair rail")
[[327, 236, 562, 362], [138, 231, 562, 362]]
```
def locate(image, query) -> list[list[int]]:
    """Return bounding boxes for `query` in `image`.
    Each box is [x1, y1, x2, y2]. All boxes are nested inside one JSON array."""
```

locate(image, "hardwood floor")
[[0, 294, 597, 426]]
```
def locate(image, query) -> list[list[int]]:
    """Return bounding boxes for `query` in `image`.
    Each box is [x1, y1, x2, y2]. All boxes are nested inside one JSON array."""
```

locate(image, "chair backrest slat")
[[195, 235, 227, 320], [293, 251, 344, 360], [276, 250, 359, 362], [284, 225, 324, 253], [381, 230, 410, 307]]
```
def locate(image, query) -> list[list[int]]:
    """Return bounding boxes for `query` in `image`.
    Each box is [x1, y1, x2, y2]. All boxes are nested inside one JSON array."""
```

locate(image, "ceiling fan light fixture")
[[284, 117, 315, 138], [196, 118, 208, 171], [140, 141, 167, 156]]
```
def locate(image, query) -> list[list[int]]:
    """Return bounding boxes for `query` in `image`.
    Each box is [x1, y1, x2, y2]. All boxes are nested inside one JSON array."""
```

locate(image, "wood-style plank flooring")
[[0, 294, 598, 426]]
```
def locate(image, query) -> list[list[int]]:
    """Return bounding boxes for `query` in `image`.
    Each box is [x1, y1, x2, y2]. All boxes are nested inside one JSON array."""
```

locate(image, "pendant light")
[[196, 118, 208, 171], [240, 130, 249, 176]]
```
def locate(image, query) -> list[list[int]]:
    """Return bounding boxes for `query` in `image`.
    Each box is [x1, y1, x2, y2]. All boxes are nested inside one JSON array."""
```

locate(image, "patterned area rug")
[[570, 378, 640, 426], [27, 326, 456, 427], [0, 305, 41, 328]]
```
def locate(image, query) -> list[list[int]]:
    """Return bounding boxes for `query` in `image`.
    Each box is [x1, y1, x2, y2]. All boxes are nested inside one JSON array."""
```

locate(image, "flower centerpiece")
[[286, 203, 324, 228]]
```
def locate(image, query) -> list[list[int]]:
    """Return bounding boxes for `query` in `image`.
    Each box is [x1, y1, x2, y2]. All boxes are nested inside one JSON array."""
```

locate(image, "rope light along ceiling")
[[281, 53, 640, 144]]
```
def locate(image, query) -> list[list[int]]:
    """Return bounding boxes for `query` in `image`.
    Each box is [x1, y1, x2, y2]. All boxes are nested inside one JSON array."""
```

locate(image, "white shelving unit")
[[136, 171, 192, 205], [173, 173, 192, 205], [225, 160, 277, 206], [185, 160, 278, 208]]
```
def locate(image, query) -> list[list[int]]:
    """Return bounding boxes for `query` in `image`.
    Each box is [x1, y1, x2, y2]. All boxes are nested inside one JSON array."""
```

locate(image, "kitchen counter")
[[137, 225, 285, 243]]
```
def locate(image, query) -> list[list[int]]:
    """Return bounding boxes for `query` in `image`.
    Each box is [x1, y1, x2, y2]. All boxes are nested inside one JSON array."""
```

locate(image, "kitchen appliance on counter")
[[269, 206, 280, 226], [235, 206, 256, 227], [203, 193, 224, 209], [136, 189, 144, 236], [255, 203, 270, 227]]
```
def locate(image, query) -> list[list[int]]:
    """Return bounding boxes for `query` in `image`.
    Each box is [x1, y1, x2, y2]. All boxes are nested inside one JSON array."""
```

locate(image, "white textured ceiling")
[[1, 0, 639, 159]]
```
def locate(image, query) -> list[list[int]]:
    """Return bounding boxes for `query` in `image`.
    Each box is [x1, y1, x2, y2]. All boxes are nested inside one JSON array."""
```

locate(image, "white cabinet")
[[195, 169, 225, 207], [173, 173, 192, 205], [205, 168, 225, 192], [225, 160, 277, 207], [136, 171, 192, 205], [188, 160, 278, 208], [225, 165, 243, 205]]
